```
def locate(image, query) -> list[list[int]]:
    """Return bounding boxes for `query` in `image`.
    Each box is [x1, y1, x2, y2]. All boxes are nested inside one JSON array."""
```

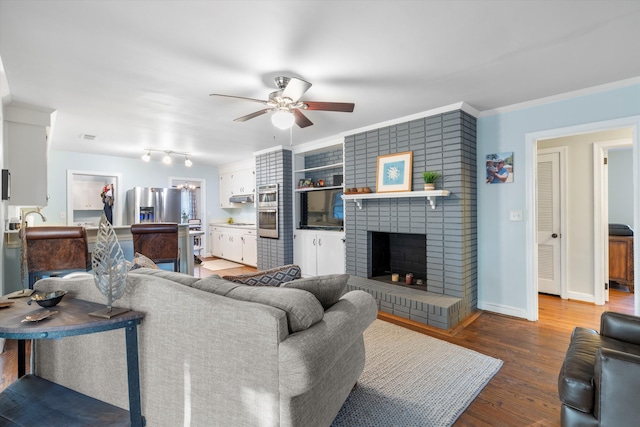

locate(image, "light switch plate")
[[509, 210, 523, 221]]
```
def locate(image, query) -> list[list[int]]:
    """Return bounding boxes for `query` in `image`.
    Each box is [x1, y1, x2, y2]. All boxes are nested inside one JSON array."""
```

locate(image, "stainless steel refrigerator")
[[126, 187, 182, 224]]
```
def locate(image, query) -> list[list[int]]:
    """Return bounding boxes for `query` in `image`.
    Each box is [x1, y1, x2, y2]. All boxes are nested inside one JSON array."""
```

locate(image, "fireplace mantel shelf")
[[342, 190, 451, 210]]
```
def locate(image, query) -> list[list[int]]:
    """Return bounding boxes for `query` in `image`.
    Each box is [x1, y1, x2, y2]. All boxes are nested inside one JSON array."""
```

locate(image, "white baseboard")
[[566, 291, 596, 304], [478, 301, 529, 320]]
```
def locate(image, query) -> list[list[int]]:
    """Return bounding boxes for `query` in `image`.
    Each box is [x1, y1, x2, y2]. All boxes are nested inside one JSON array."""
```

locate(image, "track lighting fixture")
[[141, 149, 193, 167], [162, 152, 172, 164]]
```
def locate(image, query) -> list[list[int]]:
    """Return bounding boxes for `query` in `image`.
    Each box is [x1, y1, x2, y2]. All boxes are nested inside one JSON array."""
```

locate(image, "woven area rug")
[[201, 259, 243, 271], [331, 320, 503, 427]]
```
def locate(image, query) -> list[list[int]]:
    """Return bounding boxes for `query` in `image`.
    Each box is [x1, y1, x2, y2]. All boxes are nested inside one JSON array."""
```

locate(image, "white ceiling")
[[1, 0, 639, 167]]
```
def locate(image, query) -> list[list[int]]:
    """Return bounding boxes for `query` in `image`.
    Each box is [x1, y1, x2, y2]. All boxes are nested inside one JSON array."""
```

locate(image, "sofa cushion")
[[129, 267, 202, 287], [222, 264, 301, 286], [193, 275, 323, 333], [192, 274, 244, 296], [281, 274, 349, 310]]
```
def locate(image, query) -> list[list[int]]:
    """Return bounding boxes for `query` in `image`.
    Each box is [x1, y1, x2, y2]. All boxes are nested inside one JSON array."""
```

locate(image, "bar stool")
[[131, 223, 180, 272], [25, 226, 90, 289]]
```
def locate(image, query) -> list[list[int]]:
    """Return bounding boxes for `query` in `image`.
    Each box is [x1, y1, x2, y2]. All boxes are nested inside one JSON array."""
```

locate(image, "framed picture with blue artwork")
[[376, 151, 413, 193]]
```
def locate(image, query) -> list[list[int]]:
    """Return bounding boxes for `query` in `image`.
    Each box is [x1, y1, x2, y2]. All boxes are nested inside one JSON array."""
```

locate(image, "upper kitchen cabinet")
[[4, 104, 53, 207], [219, 158, 256, 208], [72, 177, 108, 210]]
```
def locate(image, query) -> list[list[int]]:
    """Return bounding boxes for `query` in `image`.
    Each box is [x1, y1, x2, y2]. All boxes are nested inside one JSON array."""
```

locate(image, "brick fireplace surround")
[[343, 109, 477, 330]]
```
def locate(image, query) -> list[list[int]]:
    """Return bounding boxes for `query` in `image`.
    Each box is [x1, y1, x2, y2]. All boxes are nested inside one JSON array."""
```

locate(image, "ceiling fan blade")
[[281, 77, 312, 102], [210, 94, 269, 104], [293, 109, 314, 128], [303, 101, 355, 112], [234, 109, 272, 122]]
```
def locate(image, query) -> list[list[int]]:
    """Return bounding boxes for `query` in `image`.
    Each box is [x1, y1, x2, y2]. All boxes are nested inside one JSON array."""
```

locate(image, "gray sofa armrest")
[[594, 348, 640, 424], [278, 290, 378, 396], [600, 312, 640, 345]]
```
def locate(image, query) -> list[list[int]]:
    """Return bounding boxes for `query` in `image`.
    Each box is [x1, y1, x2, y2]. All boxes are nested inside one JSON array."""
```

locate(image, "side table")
[[0, 296, 145, 426]]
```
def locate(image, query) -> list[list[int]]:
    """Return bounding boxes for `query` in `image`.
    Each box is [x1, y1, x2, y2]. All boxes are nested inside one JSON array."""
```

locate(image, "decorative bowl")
[[28, 290, 67, 307]]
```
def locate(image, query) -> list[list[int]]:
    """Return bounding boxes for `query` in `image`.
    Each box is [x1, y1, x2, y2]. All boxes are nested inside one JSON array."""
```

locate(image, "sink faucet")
[[18, 208, 47, 293], [23, 209, 47, 228]]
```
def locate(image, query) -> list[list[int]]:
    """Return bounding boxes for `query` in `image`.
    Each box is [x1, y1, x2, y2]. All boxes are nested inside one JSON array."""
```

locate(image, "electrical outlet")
[[509, 210, 523, 221], [60, 211, 66, 219]]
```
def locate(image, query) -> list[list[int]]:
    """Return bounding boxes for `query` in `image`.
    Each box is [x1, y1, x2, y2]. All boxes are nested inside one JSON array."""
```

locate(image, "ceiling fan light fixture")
[[184, 156, 193, 167], [141, 151, 151, 162], [271, 110, 295, 129]]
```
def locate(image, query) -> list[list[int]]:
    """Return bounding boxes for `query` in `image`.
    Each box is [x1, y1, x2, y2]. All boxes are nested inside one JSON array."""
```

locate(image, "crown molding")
[[478, 76, 640, 117]]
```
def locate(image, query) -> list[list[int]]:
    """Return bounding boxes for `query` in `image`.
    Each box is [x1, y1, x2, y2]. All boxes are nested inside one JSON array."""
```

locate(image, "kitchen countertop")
[[209, 222, 256, 230]]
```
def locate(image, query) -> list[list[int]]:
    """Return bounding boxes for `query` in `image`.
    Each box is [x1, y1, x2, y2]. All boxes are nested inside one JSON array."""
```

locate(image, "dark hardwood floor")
[[1, 261, 635, 426]]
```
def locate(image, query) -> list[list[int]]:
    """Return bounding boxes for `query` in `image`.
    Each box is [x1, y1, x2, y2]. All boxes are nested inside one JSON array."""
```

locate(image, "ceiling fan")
[[210, 76, 355, 129]]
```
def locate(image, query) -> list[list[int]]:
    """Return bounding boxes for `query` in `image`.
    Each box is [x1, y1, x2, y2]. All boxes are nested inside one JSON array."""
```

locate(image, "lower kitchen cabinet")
[[211, 229, 224, 258], [242, 233, 257, 267], [293, 229, 345, 277], [209, 226, 257, 267]]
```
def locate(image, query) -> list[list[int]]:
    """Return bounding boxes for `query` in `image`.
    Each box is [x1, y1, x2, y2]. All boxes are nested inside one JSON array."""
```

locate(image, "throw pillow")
[[222, 264, 301, 287], [129, 252, 159, 271], [281, 274, 349, 310]]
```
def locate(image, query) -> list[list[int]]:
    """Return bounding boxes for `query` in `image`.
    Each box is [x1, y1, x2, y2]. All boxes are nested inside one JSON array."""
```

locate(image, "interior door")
[[537, 151, 562, 295]]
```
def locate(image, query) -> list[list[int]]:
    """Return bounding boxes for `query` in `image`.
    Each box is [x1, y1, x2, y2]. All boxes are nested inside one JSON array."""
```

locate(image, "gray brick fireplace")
[[344, 109, 477, 329]]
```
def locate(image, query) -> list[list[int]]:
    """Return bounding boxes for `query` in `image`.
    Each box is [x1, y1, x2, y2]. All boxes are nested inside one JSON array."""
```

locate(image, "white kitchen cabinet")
[[5, 115, 49, 207], [219, 168, 255, 208], [210, 229, 225, 258], [72, 180, 105, 210], [294, 230, 345, 277], [209, 226, 257, 266], [224, 233, 243, 262], [242, 231, 257, 267], [219, 172, 234, 208]]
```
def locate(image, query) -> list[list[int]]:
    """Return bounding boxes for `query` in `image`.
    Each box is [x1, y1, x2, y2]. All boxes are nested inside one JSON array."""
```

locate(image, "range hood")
[[229, 194, 254, 204]]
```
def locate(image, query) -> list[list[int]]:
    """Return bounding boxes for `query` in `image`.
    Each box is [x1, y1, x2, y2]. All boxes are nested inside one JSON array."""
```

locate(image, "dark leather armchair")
[[25, 226, 90, 288], [131, 223, 180, 272], [558, 311, 640, 426]]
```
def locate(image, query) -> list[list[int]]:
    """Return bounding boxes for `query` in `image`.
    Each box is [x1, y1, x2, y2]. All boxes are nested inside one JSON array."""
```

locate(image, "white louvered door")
[[537, 152, 561, 295]]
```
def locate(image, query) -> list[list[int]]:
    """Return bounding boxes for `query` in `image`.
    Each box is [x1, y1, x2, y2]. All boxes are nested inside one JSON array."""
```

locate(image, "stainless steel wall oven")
[[257, 183, 278, 238]]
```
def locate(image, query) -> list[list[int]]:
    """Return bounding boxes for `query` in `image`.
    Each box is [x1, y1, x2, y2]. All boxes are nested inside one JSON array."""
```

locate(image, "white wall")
[[477, 82, 640, 319], [608, 147, 634, 226]]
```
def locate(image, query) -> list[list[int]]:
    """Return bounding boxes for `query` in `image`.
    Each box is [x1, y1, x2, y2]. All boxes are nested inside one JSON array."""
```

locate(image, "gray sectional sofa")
[[33, 268, 378, 427]]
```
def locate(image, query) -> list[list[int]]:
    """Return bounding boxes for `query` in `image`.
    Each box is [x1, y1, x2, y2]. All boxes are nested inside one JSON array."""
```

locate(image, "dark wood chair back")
[[131, 223, 180, 272], [25, 226, 89, 288]]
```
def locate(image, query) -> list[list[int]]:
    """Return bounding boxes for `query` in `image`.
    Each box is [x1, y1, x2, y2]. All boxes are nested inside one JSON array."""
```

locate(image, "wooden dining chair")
[[130, 223, 180, 272], [25, 226, 90, 288]]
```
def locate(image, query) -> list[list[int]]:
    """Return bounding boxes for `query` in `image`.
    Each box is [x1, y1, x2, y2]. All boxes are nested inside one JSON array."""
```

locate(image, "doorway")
[[170, 176, 207, 257], [594, 140, 633, 303], [526, 116, 640, 321]]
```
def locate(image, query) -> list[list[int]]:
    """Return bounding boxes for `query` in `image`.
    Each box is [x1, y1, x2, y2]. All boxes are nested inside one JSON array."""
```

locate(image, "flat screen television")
[[300, 188, 344, 229]]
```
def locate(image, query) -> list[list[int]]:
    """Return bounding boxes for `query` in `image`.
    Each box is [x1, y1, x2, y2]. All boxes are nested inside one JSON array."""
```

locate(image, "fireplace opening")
[[370, 231, 427, 290]]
